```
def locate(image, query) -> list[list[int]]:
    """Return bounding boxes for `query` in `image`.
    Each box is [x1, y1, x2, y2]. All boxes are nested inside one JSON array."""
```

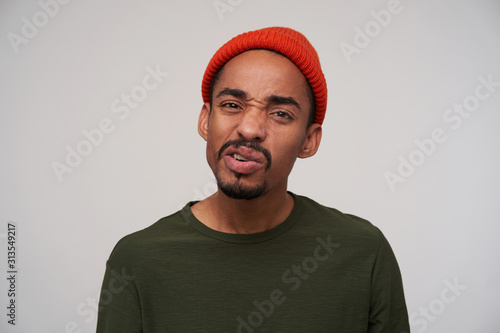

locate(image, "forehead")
[[213, 50, 309, 101]]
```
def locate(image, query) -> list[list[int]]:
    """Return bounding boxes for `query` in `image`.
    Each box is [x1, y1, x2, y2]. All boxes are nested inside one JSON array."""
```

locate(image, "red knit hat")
[[201, 27, 328, 125]]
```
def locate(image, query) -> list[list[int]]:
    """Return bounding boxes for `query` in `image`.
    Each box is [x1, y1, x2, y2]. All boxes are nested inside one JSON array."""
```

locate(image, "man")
[[97, 27, 410, 332]]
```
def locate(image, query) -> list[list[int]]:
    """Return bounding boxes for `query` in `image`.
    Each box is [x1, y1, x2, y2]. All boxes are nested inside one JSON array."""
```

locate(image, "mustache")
[[217, 140, 272, 169]]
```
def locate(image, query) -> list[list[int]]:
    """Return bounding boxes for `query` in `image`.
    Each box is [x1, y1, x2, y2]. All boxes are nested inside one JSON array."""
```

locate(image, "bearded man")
[[97, 27, 410, 333]]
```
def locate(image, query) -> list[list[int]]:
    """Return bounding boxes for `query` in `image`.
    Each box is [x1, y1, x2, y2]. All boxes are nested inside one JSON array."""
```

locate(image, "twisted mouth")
[[217, 140, 272, 171]]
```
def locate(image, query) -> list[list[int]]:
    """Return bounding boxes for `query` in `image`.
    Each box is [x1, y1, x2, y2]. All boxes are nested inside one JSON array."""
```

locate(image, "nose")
[[236, 108, 267, 142]]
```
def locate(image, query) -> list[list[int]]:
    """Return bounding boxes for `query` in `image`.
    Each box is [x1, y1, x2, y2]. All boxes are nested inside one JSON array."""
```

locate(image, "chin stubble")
[[214, 140, 272, 200]]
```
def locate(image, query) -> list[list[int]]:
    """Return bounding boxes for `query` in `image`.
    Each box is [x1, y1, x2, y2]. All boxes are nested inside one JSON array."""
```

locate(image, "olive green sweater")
[[97, 193, 409, 333]]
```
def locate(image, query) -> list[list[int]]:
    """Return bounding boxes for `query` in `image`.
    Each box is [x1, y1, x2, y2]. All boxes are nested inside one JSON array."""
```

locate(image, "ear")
[[198, 103, 210, 141], [298, 123, 322, 159]]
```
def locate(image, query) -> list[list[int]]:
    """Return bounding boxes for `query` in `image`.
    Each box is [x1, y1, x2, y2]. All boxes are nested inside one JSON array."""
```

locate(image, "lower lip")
[[224, 155, 263, 175]]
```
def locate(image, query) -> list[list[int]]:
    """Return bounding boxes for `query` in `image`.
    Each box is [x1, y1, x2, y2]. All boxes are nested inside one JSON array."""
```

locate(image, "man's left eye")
[[272, 111, 292, 119]]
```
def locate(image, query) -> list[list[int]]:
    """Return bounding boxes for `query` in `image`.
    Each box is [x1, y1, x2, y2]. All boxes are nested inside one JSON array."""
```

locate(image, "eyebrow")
[[215, 88, 301, 111], [266, 94, 301, 111], [215, 88, 248, 99]]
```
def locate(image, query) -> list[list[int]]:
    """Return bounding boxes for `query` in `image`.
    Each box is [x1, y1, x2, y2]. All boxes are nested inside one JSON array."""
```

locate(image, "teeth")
[[233, 153, 249, 162]]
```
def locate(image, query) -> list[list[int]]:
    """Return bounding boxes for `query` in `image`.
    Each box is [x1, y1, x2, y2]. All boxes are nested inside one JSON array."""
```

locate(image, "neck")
[[191, 186, 294, 234]]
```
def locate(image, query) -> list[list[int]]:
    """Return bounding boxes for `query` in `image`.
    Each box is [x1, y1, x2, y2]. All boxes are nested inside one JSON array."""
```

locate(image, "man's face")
[[198, 50, 322, 200]]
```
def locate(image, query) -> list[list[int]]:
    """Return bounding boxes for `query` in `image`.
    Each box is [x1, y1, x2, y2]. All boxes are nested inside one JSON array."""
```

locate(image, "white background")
[[1, 0, 499, 332]]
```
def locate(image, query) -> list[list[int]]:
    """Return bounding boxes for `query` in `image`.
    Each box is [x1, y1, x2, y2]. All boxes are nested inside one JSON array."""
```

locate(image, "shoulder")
[[293, 194, 400, 273], [295, 194, 384, 247], [106, 208, 189, 267]]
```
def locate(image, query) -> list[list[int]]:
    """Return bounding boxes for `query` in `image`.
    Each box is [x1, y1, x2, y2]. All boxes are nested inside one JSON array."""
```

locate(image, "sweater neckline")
[[181, 192, 303, 244]]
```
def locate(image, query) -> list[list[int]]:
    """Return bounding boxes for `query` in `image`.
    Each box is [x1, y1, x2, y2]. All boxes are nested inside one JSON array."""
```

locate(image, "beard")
[[215, 172, 267, 200], [214, 139, 272, 200]]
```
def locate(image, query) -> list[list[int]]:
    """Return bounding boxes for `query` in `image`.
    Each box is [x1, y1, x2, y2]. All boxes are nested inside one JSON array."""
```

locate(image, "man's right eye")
[[221, 102, 240, 109]]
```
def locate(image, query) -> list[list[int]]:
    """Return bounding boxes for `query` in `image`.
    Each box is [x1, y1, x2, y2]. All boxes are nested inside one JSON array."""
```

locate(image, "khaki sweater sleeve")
[[96, 261, 142, 333], [368, 229, 410, 333]]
